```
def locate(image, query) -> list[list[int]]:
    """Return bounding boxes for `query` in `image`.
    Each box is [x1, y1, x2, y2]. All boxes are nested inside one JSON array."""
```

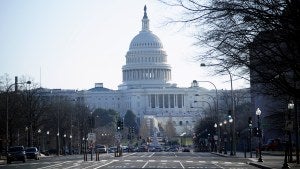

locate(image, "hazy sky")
[[0, 0, 249, 90]]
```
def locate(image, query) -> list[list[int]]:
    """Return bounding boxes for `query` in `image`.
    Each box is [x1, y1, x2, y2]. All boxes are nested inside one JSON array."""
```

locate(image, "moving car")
[[7, 146, 26, 164], [25, 147, 40, 160]]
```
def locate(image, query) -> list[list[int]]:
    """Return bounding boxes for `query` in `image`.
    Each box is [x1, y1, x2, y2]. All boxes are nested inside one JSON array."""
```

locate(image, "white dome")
[[119, 5, 174, 90], [129, 31, 163, 50]]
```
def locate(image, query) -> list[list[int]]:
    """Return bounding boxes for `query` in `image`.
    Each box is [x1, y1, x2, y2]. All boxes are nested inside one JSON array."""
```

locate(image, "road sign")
[[88, 133, 96, 144]]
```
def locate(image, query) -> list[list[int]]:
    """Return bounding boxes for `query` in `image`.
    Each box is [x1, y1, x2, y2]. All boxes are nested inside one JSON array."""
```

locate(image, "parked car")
[[262, 138, 282, 151], [168, 147, 179, 152], [182, 147, 190, 152], [25, 147, 40, 160], [108, 147, 117, 153], [7, 146, 26, 164], [95, 145, 107, 153]]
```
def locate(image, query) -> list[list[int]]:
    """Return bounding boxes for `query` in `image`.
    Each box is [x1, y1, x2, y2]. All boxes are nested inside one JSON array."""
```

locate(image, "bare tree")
[[159, 0, 300, 97], [164, 117, 177, 140]]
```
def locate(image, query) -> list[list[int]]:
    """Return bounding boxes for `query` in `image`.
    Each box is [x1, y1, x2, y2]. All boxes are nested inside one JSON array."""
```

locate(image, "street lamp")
[[200, 63, 236, 155], [192, 80, 219, 120], [193, 100, 212, 118], [229, 116, 234, 155], [69, 135, 72, 155], [256, 108, 263, 162], [219, 122, 223, 153], [25, 127, 29, 147], [223, 120, 228, 155], [56, 132, 60, 156], [46, 131, 49, 152], [6, 80, 31, 152], [288, 101, 294, 162], [38, 129, 41, 151], [214, 123, 218, 152], [63, 134, 66, 155], [282, 101, 294, 168]]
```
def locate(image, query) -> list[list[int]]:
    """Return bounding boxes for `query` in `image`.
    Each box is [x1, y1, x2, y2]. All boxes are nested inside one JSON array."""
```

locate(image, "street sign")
[[214, 135, 218, 141], [88, 133, 96, 146]]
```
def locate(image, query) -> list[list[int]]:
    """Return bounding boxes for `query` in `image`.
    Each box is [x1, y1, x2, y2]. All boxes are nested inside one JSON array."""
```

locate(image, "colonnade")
[[123, 68, 171, 81]]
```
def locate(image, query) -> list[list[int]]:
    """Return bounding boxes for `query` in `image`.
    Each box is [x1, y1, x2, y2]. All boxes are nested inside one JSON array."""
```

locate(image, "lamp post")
[[38, 129, 41, 151], [223, 120, 228, 154], [200, 63, 235, 155], [229, 116, 233, 155], [46, 131, 49, 152], [25, 127, 28, 147], [192, 80, 218, 120], [63, 134, 66, 155], [56, 132, 60, 156], [69, 135, 72, 155], [219, 122, 223, 153], [214, 123, 218, 152], [248, 117, 253, 158], [6, 80, 31, 152], [193, 100, 212, 118], [256, 108, 263, 162], [282, 101, 294, 168], [288, 101, 294, 163]]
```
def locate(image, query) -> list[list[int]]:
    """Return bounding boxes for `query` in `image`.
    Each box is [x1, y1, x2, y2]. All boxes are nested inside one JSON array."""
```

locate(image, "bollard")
[[244, 143, 247, 158], [84, 153, 87, 161], [96, 152, 99, 161]]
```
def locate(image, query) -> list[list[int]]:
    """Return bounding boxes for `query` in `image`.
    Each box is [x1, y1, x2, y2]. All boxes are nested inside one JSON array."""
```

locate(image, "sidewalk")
[[212, 151, 300, 169]]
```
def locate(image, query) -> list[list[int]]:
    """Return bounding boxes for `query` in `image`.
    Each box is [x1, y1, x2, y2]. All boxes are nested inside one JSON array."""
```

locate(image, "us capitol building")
[[42, 6, 219, 135]]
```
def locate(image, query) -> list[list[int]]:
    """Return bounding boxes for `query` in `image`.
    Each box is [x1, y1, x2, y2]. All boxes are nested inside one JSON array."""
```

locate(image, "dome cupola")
[[119, 5, 174, 90]]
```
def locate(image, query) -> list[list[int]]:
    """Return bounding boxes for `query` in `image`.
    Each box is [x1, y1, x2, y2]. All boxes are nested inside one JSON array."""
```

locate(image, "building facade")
[[41, 6, 221, 136]]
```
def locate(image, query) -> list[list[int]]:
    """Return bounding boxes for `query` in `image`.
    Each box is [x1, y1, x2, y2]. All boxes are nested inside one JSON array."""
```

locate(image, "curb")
[[248, 162, 272, 169]]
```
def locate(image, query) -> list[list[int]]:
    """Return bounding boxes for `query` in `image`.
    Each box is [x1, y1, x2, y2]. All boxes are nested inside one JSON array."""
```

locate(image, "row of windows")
[[127, 50, 166, 55], [131, 42, 162, 48], [126, 56, 166, 63]]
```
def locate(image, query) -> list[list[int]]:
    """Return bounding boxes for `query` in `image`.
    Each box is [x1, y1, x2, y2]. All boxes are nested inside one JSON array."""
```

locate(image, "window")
[[164, 94, 169, 108], [151, 94, 155, 108], [170, 94, 174, 108], [177, 94, 183, 108], [158, 94, 163, 108], [179, 121, 183, 125]]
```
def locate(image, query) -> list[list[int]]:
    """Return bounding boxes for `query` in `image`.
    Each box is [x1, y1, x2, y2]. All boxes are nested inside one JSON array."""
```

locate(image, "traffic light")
[[252, 127, 262, 137], [248, 117, 252, 127], [117, 120, 121, 131], [117, 120, 124, 131]]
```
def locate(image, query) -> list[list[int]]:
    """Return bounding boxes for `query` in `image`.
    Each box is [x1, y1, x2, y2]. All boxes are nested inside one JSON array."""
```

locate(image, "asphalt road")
[[0, 151, 259, 169]]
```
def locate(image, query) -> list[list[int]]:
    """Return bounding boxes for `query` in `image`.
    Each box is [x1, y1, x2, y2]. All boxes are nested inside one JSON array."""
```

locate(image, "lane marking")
[[186, 161, 193, 163], [93, 160, 115, 169], [137, 160, 143, 162], [142, 161, 149, 168], [179, 161, 185, 169], [148, 152, 155, 157], [213, 163, 225, 169], [37, 161, 69, 169], [64, 162, 80, 169]]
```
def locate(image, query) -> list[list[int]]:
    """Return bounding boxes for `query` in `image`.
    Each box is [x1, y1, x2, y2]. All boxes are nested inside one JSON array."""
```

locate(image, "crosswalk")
[[33, 159, 247, 169]]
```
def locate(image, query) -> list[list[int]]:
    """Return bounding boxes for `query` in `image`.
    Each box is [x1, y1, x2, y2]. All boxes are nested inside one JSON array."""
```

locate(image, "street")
[[0, 152, 258, 169]]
